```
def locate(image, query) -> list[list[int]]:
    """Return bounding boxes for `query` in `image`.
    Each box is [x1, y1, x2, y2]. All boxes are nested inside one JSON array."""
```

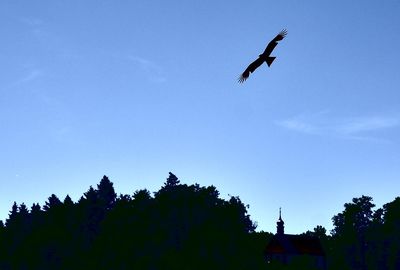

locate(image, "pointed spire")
[[277, 207, 285, 235]]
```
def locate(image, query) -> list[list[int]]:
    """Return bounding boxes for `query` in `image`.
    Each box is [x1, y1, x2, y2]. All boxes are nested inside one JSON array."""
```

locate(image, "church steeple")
[[276, 207, 285, 235]]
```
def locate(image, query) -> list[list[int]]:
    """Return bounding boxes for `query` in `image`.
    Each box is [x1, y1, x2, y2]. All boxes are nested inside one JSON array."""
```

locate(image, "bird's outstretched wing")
[[238, 57, 264, 83], [262, 29, 287, 56], [238, 29, 287, 83], [274, 29, 287, 41]]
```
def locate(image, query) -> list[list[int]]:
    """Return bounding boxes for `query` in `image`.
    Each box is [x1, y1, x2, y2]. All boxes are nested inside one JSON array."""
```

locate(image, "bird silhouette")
[[238, 29, 287, 83]]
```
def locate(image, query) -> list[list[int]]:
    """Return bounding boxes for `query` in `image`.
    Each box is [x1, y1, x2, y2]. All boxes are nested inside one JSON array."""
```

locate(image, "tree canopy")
[[1, 173, 400, 269], [0, 173, 261, 269]]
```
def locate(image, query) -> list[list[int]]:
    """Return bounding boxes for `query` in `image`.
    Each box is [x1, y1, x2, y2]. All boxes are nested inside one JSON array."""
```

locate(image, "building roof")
[[265, 234, 325, 256]]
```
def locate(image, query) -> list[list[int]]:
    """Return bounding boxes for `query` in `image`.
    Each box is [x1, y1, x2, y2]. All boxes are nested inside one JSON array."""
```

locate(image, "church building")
[[264, 209, 327, 269]]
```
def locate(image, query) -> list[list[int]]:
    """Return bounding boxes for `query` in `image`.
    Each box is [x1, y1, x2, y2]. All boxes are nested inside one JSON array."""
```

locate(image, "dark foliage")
[[1, 174, 400, 269], [327, 195, 400, 270], [0, 173, 262, 269]]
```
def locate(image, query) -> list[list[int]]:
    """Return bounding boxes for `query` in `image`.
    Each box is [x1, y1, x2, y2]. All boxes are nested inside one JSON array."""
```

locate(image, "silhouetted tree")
[[381, 197, 400, 269], [163, 172, 180, 188], [77, 185, 102, 252], [0, 220, 4, 235], [63, 195, 74, 206], [331, 196, 377, 270], [0, 220, 4, 267], [43, 194, 62, 211], [18, 203, 29, 216], [97, 175, 117, 210], [30, 203, 41, 216], [133, 188, 152, 201], [5, 201, 19, 227]]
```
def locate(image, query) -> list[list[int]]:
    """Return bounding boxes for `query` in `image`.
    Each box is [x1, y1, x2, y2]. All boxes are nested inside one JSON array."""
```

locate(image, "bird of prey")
[[238, 29, 287, 83]]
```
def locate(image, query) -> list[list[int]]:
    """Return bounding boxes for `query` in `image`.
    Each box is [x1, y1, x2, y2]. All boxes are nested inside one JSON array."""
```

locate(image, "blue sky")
[[1, 0, 399, 234]]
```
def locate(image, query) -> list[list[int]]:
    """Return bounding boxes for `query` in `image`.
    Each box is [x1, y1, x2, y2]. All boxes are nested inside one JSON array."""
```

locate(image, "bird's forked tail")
[[266, 57, 276, 67]]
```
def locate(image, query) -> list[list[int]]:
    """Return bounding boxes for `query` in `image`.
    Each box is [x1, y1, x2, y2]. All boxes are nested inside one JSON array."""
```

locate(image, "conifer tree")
[[18, 203, 30, 229], [6, 202, 19, 227], [63, 195, 74, 206], [43, 194, 62, 211], [30, 203, 43, 229], [81, 186, 97, 204], [165, 172, 180, 187], [18, 203, 29, 217], [30, 203, 41, 214], [97, 175, 116, 210]]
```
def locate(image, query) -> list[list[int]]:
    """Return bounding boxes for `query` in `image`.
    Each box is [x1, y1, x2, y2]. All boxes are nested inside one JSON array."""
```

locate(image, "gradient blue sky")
[[1, 0, 400, 234]]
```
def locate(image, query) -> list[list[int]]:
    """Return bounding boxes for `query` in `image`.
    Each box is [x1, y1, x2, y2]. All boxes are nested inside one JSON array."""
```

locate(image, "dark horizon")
[[1, 172, 400, 269], [1, 0, 399, 239]]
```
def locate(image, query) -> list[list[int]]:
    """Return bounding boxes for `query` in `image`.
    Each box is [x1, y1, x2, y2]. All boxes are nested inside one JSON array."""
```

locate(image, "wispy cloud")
[[127, 56, 167, 83], [11, 69, 44, 87], [276, 110, 330, 135], [336, 117, 399, 135], [278, 118, 319, 135], [19, 17, 43, 27], [20, 69, 43, 83], [19, 17, 46, 38], [276, 112, 400, 142]]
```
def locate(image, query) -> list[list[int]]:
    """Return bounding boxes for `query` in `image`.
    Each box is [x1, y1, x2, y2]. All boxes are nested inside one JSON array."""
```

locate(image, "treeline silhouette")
[[0, 173, 271, 269], [0, 173, 399, 269], [325, 195, 400, 270]]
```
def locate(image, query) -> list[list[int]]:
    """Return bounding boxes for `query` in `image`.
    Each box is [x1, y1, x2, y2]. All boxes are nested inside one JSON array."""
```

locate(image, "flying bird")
[[238, 29, 287, 83]]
